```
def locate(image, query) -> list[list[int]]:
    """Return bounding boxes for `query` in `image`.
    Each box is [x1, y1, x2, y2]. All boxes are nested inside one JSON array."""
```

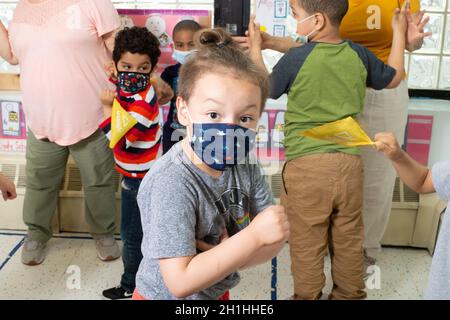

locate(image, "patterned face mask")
[[117, 71, 151, 94], [184, 106, 257, 171], [190, 123, 257, 171]]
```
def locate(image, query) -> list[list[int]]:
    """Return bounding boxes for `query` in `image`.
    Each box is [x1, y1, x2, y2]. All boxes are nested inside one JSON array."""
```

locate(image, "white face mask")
[[286, 14, 317, 44], [172, 49, 196, 65]]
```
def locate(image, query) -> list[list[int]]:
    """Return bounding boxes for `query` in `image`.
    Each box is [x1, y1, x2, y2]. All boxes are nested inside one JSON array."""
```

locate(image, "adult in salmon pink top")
[[0, 0, 123, 266]]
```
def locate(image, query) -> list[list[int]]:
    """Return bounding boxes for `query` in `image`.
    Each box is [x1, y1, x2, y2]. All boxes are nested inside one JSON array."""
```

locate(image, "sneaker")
[[363, 250, 377, 280], [364, 250, 377, 268], [102, 285, 133, 300], [95, 236, 120, 261], [21, 239, 46, 266]]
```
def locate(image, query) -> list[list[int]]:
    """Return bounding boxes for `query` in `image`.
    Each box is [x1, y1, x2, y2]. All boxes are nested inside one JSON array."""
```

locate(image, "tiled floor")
[[0, 231, 432, 300]]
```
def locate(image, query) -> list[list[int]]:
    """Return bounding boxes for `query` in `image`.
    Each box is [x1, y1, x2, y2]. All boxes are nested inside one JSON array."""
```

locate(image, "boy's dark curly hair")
[[113, 27, 161, 72]]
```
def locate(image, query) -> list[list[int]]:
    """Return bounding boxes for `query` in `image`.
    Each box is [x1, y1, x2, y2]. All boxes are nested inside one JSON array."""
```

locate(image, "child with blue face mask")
[[133, 28, 290, 300], [161, 19, 202, 154]]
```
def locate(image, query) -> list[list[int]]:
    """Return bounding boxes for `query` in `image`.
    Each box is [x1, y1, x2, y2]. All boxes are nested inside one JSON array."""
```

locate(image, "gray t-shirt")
[[135, 142, 274, 300], [425, 161, 450, 300]]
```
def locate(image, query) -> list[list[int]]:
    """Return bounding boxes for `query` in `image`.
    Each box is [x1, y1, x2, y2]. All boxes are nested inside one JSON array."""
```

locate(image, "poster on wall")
[[256, 107, 286, 163], [0, 100, 27, 153], [255, 0, 289, 37], [117, 9, 212, 75], [406, 115, 434, 166], [1, 101, 20, 137]]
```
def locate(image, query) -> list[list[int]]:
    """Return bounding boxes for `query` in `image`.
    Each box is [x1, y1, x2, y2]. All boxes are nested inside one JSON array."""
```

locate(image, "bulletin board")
[[256, 108, 286, 162], [406, 115, 434, 166], [117, 9, 212, 75], [255, 0, 289, 37]]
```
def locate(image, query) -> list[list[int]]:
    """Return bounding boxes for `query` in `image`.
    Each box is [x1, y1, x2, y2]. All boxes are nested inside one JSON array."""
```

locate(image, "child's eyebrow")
[[120, 61, 150, 65], [203, 98, 226, 106], [241, 105, 258, 111]]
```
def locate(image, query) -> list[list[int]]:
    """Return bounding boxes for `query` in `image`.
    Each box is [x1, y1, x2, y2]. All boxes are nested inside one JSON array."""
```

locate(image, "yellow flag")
[[299, 117, 375, 147], [109, 99, 137, 149]]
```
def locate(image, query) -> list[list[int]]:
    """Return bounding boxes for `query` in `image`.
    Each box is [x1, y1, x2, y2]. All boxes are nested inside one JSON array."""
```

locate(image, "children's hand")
[[392, 0, 408, 34], [234, 31, 272, 53], [374, 132, 404, 161], [233, 36, 251, 52], [249, 205, 290, 246], [196, 231, 229, 252], [153, 77, 174, 105], [100, 89, 115, 107], [103, 105, 112, 118], [247, 15, 263, 51], [104, 61, 116, 80], [100, 89, 115, 118], [0, 173, 17, 201]]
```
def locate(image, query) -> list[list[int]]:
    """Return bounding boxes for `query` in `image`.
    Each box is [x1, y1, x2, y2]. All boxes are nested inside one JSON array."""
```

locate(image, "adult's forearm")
[[249, 48, 267, 72], [0, 22, 18, 65], [266, 36, 300, 53], [387, 29, 406, 88], [102, 29, 119, 54], [392, 151, 434, 194]]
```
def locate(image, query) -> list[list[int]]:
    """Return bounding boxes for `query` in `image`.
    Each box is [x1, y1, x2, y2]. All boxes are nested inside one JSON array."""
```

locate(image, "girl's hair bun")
[[179, 27, 270, 112], [196, 28, 233, 49]]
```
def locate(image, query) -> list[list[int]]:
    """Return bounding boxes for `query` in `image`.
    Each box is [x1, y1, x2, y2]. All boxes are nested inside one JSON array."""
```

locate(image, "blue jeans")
[[120, 177, 143, 292]]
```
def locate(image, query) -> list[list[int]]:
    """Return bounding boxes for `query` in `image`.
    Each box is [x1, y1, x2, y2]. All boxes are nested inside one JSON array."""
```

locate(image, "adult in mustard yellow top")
[[237, 0, 431, 270], [341, 0, 422, 63]]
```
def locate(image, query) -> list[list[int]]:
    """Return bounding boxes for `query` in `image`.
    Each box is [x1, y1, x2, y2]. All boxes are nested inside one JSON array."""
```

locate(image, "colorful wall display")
[[117, 9, 212, 75], [406, 115, 434, 166], [0, 100, 27, 153]]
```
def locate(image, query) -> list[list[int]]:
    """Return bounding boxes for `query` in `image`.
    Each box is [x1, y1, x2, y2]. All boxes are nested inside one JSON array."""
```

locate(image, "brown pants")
[[282, 153, 366, 300]]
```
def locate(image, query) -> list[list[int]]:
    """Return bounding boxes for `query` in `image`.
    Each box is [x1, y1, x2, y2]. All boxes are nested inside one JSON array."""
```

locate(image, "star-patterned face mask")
[[184, 106, 257, 171]]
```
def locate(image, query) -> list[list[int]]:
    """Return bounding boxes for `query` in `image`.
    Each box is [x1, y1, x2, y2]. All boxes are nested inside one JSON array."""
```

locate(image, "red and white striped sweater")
[[100, 83, 162, 179]]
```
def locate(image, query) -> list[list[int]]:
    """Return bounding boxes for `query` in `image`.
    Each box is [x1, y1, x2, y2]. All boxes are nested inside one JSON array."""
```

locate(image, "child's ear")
[[316, 13, 326, 30], [107, 62, 118, 80], [104, 61, 117, 79], [176, 96, 190, 127]]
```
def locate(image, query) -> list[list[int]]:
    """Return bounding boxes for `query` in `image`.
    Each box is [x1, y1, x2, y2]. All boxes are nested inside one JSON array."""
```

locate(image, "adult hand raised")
[[405, 0, 432, 51]]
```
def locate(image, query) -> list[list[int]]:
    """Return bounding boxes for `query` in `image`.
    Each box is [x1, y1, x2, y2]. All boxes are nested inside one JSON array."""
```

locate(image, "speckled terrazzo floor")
[[0, 231, 432, 300]]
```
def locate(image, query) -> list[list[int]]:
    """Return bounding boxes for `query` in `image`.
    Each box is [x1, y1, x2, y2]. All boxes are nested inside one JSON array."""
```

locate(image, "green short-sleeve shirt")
[[270, 41, 396, 161]]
